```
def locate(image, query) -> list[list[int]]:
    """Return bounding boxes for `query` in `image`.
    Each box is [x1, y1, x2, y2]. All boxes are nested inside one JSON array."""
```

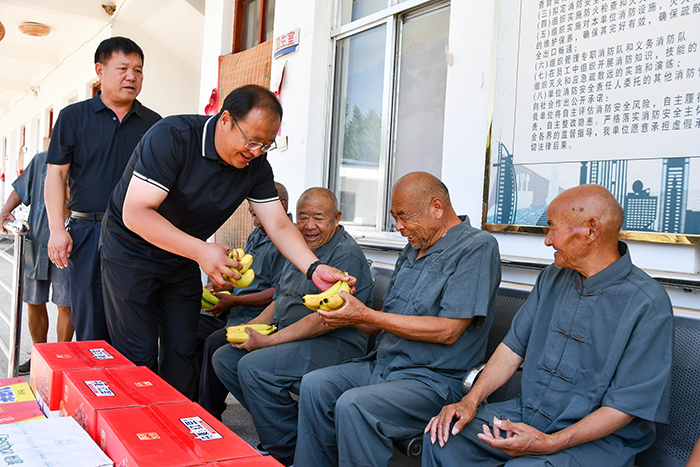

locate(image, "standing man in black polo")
[[45, 37, 161, 341], [100, 84, 353, 400]]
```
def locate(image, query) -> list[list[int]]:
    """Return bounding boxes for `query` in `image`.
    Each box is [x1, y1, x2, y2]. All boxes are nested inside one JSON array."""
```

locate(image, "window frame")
[[233, 0, 272, 53], [326, 0, 451, 235]]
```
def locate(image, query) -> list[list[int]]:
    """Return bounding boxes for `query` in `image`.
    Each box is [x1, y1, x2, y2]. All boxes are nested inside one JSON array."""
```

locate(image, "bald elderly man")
[[212, 187, 372, 466], [424, 184, 673, 467], [294, 172, 502, 467]]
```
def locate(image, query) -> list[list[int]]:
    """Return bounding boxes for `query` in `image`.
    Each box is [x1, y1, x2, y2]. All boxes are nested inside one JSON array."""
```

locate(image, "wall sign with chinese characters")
[[485, 0, 700, 243], [274, 28, 300, 59]]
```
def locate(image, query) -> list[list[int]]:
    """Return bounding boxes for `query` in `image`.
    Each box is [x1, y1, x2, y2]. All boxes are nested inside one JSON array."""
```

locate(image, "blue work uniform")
[[422, 241, 673, 467], [13, 152, 71, 306], [198, 226, 287, 417], [212, 226, 373, 462], [46, 92, 161, 341], [295, 218, 502, 467], [100, 113, 279, 399]]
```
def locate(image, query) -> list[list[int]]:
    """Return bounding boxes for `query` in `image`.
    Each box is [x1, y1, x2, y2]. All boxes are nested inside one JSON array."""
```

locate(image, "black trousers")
[[68, 218, 109, 341], [101, 256, 201, 400], [198, 327, 230, 419], [194, 313, 227, 402]]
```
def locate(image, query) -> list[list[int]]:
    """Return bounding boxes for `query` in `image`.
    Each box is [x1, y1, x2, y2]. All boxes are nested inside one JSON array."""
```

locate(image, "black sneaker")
[[18, 359, 30, 375]]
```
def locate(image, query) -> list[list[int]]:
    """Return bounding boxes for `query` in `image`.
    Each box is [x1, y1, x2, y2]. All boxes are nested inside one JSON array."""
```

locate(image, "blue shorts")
[[22, 262, 71, 307]]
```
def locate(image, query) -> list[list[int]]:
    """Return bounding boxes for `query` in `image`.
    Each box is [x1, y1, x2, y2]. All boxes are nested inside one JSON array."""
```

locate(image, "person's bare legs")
[[57, 306, 73, 342], [27, 303, 49, 344]]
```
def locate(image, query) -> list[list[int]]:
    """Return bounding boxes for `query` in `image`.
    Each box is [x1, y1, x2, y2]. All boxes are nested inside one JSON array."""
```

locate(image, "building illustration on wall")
[[660, 157, 689, 234], [492, 142, 517, 224], [624, 181, 658, 231], [579, 160, 628, 207]]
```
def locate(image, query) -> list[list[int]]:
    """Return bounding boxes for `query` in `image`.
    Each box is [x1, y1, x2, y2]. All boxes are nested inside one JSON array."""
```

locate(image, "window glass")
[[392, 7, 450, 183], [265, 0, 275, 41], [331, 24, 387, 228], [241, 0, 261, 51], [339, 0, 389, 26]]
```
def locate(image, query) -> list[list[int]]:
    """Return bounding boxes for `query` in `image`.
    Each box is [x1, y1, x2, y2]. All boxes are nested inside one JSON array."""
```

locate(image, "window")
[[328, 1, 450, 232], [234, 0, 276, 53]]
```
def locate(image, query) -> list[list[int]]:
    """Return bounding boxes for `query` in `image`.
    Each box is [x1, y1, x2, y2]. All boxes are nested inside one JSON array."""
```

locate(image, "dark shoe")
[[18, 359, 30, 375]]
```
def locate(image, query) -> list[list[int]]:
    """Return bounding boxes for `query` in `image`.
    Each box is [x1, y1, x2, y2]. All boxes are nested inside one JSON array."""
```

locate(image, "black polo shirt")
[[101, 113, 279, 273], [46, 92, 161, 213]]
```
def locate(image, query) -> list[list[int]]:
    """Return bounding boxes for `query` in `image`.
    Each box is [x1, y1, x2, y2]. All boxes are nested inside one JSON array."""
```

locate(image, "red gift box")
[[0, 407, 45, 424], [60, 366, 189, 440], [29, 340, 134, 417], [216, 457, 284, 466], [0, 377, 42, 417], [96, 402, 259, 466]]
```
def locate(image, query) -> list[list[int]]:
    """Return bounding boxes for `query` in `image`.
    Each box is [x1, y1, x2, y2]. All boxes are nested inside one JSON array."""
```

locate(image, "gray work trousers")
[[211, 335, 363, 461], [294, 361, 450, 467]]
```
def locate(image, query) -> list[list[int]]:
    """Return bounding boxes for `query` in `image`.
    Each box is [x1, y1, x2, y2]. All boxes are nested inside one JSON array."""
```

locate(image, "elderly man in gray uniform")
[[424, 184, 673, 467], [294, 172, 502, 467], [197, 182, 290, 418], [212, 187, 373, 466]]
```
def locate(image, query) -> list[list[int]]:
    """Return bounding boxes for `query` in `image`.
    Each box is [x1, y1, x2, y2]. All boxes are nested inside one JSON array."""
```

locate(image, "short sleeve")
[[132, 122, 183, 191], [12, 156, 36, 206], [46, 109, 76, 166], [245, 157, 278, 203], [438, 238, 501, 323]]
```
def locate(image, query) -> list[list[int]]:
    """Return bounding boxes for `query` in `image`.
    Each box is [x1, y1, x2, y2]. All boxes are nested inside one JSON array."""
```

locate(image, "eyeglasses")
[[231, 115, 277, 153]]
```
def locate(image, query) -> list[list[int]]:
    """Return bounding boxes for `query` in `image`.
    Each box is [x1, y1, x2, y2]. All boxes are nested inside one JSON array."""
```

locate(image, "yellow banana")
[[238, 254, 253, 273], [226, 324, 277, 343], [232, 269, 255, 288], [318, 301, 333, 312], [302, 280, 344, 309], [202, 287, 219, 305], [324, 293, 346, 310]]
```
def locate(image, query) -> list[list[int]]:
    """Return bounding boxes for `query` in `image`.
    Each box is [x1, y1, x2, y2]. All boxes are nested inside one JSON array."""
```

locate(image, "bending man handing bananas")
[[211, 187, 373, 467]]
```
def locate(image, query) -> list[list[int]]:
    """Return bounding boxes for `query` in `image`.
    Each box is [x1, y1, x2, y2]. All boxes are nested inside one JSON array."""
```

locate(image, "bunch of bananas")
[[201, 287, 230, 309], [302, 279, 351, 311], [223, 248, 255, 288], [226, 324, 277, 343]]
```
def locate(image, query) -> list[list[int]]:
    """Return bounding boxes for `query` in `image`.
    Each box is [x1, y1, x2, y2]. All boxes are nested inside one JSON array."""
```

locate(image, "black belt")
[[70, 211, 104, 221]]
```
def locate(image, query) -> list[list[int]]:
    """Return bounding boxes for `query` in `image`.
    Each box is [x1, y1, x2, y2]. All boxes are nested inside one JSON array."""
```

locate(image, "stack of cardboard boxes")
[[3, 340, 282, 467]]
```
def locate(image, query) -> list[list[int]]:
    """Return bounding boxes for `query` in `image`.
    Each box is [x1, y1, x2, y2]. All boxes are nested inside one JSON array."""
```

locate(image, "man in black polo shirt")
[[45, 37, 161, 342], [100, 84, 353, 399]]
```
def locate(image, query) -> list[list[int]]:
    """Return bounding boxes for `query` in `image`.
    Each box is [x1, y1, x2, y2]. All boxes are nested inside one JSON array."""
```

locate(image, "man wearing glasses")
[[100, 85, 352, 399]]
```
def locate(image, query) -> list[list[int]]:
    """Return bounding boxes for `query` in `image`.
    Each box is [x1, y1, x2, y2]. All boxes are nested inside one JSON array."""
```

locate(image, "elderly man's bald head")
[[392, 172, 452, 209], [552, 184, 625, 234], [545, 184, 625, 277], [296, 187, 341, 251], [390, 172, 461, 254]]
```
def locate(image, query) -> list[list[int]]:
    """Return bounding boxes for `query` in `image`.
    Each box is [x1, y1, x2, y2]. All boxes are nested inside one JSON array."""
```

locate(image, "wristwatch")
[[306, 260, 322, 280]]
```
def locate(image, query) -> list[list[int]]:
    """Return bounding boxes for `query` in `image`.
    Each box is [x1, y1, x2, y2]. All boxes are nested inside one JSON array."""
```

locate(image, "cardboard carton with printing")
[[96, 402, 260, 466], [29, 341, 134, 417], [0, 377, 43, 423], [60, 366, 189, 440]]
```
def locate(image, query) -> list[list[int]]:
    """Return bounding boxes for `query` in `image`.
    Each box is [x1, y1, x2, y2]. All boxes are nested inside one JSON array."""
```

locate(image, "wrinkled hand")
[[0, 212, 15, 234], [312, 265, 356, 292], [317, 291, 366, 329], [425, 398, 478, 447], [197, 243, 241, 288], [232, 327, 269, 352], [203, 292, 238, 317], [48, 229, 73, 269], [477, 418, 554, 457]]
